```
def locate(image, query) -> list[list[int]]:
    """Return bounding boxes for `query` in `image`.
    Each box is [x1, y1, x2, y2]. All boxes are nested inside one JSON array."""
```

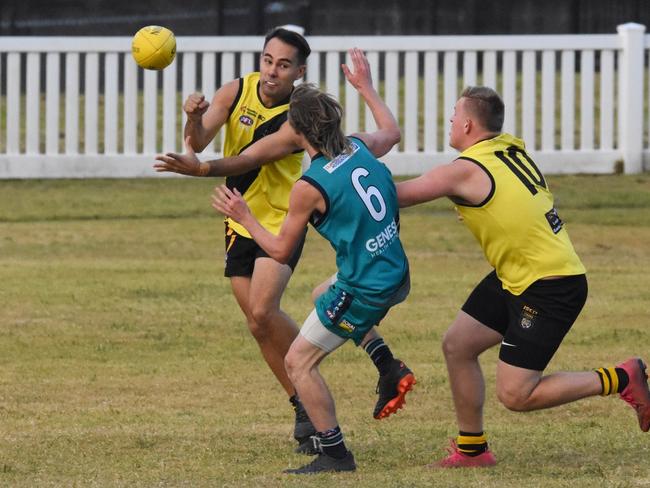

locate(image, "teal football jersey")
[[301, 137, 409, 303]]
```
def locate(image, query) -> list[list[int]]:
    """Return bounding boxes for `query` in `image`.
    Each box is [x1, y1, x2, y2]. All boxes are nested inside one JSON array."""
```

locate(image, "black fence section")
[[1, 0, 649, 36]]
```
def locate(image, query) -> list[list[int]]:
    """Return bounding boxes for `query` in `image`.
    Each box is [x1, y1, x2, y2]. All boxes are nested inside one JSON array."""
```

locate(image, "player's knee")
[[441, 329, 462, 359], [284, 351, 296, 376], [496, 384, 531, 411], [250, 304, 275, 328], [284, 350, 303, 383], [246, 317, 271, 343]]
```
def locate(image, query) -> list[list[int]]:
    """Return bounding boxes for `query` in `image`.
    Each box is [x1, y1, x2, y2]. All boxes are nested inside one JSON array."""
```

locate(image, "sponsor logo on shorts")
[[520, 305, 538, 329], [326, 290, 349, 321], [338, 319, 355, 333]]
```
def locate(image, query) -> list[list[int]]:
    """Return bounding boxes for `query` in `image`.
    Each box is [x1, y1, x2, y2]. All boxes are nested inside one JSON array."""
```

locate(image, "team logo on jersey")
[[338, 319, 356, 333], [239, 115, 254, 126], [520, 305, 538, 329], [323, 142, 360, 173]]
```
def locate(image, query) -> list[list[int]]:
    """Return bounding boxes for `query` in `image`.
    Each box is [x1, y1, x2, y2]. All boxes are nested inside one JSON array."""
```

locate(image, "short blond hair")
[[460, 86, 504, 132]]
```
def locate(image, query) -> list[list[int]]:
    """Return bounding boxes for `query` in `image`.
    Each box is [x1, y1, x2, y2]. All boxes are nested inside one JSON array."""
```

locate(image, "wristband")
[[198, 162, 210, 177]]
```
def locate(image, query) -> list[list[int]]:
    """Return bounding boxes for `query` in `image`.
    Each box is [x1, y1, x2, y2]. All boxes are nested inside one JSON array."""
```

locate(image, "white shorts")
[[299, 309, 347, 353]]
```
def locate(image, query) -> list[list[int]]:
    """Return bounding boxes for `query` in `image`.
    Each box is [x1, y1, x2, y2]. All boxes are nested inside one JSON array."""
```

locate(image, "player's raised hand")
[[212, 185, 250, 223], [183, 92, 210, 120], [154, 136, 206, 176], [342, 47, 372, 92]]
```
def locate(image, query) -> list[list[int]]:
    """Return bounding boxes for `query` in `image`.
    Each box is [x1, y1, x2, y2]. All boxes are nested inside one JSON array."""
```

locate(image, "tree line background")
[[1, 0, 649, 36]]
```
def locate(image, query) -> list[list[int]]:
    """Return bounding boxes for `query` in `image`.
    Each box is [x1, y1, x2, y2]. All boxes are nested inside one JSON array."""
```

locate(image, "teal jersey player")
[[302, 137, 408, 300], [301, 137, 410, 344]]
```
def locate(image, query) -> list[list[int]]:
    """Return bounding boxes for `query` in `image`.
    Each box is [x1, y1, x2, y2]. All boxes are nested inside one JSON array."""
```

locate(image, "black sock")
[[317, 426, 348, 459], [289, 394, 301, 411], [457, 431, 488, 457], [616, 368, 630, 392], [364, 337, 395, 376]]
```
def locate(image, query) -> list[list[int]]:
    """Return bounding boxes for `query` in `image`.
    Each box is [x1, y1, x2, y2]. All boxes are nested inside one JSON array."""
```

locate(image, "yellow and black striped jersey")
[[455, 133, 586, 295], [223, 72, 304, 237]]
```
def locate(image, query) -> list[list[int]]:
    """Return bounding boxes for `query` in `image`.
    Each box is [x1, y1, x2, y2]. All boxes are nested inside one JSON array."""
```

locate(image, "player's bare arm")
[[183, 80, 239, 151], [212, 180, 323, 264], [155, 120, 302, 177], [396, 158, 492, 208], [202, 121, 302, 176], [342, 48, 400, 158]]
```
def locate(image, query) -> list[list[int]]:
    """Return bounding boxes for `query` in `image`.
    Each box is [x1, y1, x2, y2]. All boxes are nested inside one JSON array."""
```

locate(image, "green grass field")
[[1, 175, 649, 487]]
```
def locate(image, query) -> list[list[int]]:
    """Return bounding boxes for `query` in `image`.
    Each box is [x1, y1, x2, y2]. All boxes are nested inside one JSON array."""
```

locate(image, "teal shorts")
[[314, 275, 410, 345]]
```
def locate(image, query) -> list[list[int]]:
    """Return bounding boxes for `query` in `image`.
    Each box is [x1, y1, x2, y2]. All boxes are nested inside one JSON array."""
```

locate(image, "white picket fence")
[[0, 23, 649, 178]]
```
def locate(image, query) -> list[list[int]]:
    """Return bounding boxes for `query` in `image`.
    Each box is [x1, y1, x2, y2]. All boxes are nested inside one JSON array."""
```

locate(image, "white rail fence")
[[0, 23, 649, 178]]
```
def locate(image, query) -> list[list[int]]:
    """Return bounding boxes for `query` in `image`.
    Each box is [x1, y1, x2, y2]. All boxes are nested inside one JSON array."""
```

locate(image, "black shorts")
[[223, 223, 307, 277], [461, 270, 588, 371]]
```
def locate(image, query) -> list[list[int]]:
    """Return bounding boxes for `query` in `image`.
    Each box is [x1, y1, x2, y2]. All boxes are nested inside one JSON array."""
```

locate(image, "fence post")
[[617, 22, 646, 174]]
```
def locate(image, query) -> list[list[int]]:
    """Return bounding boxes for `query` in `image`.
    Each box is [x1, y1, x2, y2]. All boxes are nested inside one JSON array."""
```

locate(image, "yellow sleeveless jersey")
[[223, 72, 304, 237], [455, 133, 585, 295]]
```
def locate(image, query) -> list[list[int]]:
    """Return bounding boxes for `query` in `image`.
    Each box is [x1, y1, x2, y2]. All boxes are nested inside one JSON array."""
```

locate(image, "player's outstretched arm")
[[154, 136, 259, 177], [203, 121, 302, 176], [342, 47, 400, 158], [396, 159, 489, 208], [155, 122, 302, 177]]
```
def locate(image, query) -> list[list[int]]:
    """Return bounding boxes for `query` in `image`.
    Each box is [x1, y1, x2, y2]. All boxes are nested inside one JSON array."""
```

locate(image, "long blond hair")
[[288, 83, 351, 160]]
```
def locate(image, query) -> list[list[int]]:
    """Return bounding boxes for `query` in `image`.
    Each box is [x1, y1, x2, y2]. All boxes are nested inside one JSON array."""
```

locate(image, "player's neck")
[[258, 89, 291, 109], [456, 132, 500, 152], [304, 145, 318, 159], [293, 132, 317, 158]]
